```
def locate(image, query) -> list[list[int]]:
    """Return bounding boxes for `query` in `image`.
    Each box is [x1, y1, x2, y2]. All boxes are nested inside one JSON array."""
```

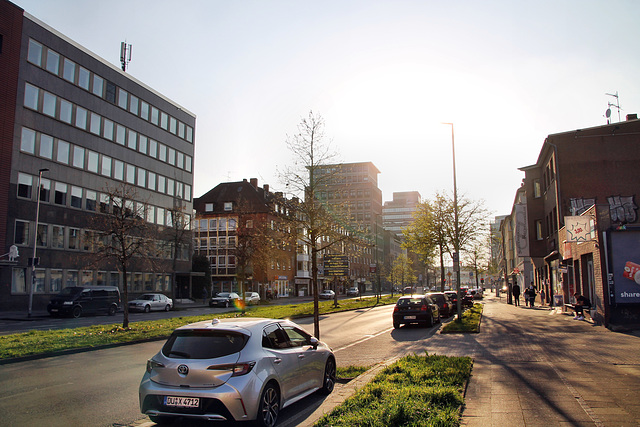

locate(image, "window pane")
[[85, 190, 96, 211], [151, 106, 159, 125], [114, 159, 124, 180], [170, 117, 177, 134], [78, 67, 90, 90], [24, 83, 39, 110], [101, 155, 112, 176], [36, 224, 47, 247], [185, 155, 192, 172], [63, 58, 75, 83], [186, 126, 193, 143], [69, 228, 80, 249], [20, 127, 36, 154], [92, 75, 104, 96], [158, 144, 166, 162], [39, 134, 53, 159], [56, 140, 70, 164], [59, 99, 72, 123], [14, 220, 30, 245], [17, 173, 32, 199], [55, 182, 67, 205], [137, 168, 146, 187], [160, 112, 168, 129], [75, 106, 87, 129], [127, 129, 137, 150], [117, 88, 128, 109], [177, 152, 184, 169], [103, 119, 114, 140], [45, 49, 60, 74], [167, 178, 174, 196], [129, 95, 138, 114], [52, 225, 64, 249], [157, 175, 165, 193], [126, 164, 135, 184], [148, 139, 157, 157], [87, 150, 99, 173], [106, 81, 116, 103], [73, 146, 84, 168], [178, 122, 185, 138], [167, 147, 175, 165], [140, 100, 149, 120], [138, 135, 148, 154], [89, 112, 101, 135], [116, 124, 126, 145], [51, 270, 63, 292], [147, 171, 156, 191], [39, 178, 50, 202], [71, 186, 82, 209], [27, 39, 42, 66], [42, 92, 56, 117]]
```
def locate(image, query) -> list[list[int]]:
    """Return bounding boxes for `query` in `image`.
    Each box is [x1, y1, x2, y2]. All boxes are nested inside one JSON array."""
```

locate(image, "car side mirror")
[[310, 337, 319, 349]]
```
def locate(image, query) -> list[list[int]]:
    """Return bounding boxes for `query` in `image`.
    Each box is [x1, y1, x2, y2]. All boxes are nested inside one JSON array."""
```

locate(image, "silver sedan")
[[139, 317, 336, 426], [128, 293, 173, 313]]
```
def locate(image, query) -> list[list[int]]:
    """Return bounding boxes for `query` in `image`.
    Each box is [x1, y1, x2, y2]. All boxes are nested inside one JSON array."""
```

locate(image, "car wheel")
[[164, 304, 171, 312], [393, 321, 400, 329], [72, 306, 82, 318], [107, 305, 117, 316], [144, 304, 151, 313], [256, 382, 280, 427], [209, 301, 214, 307], [319, 357, 336, 395], [425, 313, 433, 327]]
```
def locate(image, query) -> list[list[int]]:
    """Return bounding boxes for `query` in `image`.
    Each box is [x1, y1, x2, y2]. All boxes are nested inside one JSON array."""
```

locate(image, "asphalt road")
[[0, 304, 443, 427]]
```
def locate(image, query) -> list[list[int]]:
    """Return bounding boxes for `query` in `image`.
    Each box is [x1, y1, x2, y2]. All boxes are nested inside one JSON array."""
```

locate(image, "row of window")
[[20, 127, 192, 201], [319, 189, 372, 200], [13, 219, 190, 261], [27, 38, 194, 143], [23, 83, 193, 174], [195, 217, 238, 232], [11, 267, 172, 295], [195, 236, 237, 248], [17, 172, 190, 228]]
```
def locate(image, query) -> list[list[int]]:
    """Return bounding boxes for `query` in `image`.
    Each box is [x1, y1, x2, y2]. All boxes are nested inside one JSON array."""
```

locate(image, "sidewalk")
[[422, 295, 640, 426]]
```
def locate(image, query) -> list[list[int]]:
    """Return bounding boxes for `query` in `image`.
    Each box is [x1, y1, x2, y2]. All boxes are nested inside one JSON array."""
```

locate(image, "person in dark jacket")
[[573, 293, 591, 320], [512, 283, 521, 306]]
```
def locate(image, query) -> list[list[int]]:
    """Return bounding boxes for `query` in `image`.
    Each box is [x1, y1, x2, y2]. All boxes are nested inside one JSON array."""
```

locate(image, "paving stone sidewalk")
[[420, 295, 640, 427]]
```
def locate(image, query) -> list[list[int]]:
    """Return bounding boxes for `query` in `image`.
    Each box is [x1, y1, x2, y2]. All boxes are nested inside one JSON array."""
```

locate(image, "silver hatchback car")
[[139, 317, 336, 426]]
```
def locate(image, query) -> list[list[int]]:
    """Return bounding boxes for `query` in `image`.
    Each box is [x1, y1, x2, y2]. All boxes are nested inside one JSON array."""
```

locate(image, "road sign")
[[324, 254, 349, 276]]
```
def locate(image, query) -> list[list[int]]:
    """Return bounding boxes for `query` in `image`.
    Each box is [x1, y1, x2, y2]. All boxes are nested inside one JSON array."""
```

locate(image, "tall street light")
[[28, 168, 48, 318], [442, 123, 462, 322]]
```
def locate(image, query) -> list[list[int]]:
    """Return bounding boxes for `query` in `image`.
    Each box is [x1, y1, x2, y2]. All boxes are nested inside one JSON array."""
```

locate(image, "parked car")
[[346, 287, 359, 296], [471, 288, 484, 299], [129, 293, 173, 313], [244, 292, 261, 305], [139, 317, 336, 426], [210, 292, 240, 308], [427, 292, 453, 318], [319, 289, 335, 299], [47, 286, 120, 318], [444, 290, 474, 309], [402, 287, 417, 295], [392, 295, 440, 328]]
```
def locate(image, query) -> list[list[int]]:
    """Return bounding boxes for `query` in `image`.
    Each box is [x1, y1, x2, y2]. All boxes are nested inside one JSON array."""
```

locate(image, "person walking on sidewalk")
[[539, 288, 546, 306], [525, 285, 536, 307], [512, 283, 521, 306]]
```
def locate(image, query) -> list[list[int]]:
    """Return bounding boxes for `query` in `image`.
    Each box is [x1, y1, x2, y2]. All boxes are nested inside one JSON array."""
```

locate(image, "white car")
[[319, 289, 335, 299], [244, 292, 261, 305], [129, 293, 173, 313], [139, 318, 336, 426]]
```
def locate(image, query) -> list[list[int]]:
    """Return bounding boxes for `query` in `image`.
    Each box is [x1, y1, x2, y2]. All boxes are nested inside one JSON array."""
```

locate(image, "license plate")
[[404, 315, 416, 320], [164, 396, 200, 408], [50, 308, 58, 312]]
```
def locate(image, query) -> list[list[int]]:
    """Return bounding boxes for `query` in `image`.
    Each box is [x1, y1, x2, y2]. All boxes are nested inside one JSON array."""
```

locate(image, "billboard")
[[323, 254, 349, 277], [608, 230, 640, 304]]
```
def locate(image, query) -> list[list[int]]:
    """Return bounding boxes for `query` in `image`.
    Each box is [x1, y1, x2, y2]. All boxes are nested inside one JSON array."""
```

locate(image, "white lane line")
[[333, 327, 394, 352]]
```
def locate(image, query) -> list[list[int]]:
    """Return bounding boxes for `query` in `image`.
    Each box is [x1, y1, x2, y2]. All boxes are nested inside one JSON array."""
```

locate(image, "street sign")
[[453, 252, 459, 272], [324, 254, 349, 276]]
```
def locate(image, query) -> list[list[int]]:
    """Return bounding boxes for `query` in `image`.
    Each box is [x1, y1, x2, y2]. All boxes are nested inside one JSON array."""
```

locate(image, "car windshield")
[[216, 293, 230, 298], [162, 330, 249, 359]]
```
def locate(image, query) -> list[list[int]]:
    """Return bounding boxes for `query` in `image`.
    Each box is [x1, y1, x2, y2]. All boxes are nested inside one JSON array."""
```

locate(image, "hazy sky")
[[15, 0, 640, 217]]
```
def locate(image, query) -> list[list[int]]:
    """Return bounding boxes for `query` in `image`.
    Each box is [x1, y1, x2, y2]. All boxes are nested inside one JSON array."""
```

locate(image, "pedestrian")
[[539, 288, 546, 306], [201, 287, 207, 304], [572, 292, 591, 320], [512, 283, 521, 306], [525, 285, 536, 307]]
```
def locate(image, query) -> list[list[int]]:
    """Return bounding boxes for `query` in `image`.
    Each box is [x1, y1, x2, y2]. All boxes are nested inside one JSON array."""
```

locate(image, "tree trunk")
[[439, 244, 445, 292], [311, 245, 320, 339], [122, 267, 129, 328]]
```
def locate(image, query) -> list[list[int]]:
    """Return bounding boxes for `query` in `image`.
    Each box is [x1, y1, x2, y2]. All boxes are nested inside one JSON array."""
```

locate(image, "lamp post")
[[28, 168, 48, 318], [442, 123, 462, 322]]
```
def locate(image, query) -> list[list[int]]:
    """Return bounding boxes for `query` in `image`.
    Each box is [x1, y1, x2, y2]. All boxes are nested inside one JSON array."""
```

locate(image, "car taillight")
[[443, 303, 449, 309], [146, 359, 165, 373], [393, 306, 399, 313], [421, 304, 427, 312], [208, 362, 256, 377]]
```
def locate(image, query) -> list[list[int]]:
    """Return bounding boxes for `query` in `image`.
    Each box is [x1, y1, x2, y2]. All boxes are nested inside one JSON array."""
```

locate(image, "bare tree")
[[160, 199, 192, 299], [278, 111, 356, 339], [87, 183, 158, 328]]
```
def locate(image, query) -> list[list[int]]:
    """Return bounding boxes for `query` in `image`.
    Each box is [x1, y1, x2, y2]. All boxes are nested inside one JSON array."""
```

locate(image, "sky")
[[14, 0, 640, 218]]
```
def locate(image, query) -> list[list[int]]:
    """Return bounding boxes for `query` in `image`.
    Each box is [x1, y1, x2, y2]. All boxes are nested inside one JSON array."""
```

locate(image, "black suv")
[[47, 286, 120, 318], [393, 295, 440, 328], [427, 292, 453, 318]]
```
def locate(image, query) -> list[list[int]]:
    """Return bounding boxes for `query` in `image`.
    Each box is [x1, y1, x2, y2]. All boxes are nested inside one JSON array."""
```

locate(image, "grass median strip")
[[441, 303, 483, 334], [0, 295, 397, 360], [316, 353, 473, 427]]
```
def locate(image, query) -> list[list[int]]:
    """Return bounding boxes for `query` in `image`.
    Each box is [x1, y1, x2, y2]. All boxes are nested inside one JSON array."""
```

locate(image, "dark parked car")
[[210, 292, 240, 308], [392, 295, 440, 328], [427, 292, 453, 318], [47, 286, 120, 318], [444, 290, 474, 309]]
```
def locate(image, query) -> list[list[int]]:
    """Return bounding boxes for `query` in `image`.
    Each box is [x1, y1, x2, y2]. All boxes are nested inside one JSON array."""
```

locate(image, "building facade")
[[382, 191, 421, 235], [0, 1, 195, 310]]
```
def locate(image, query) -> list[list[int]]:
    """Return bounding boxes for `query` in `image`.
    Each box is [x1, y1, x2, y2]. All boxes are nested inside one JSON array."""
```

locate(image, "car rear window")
[[162, 330, 248, 359], [397, 297, 424, 307]]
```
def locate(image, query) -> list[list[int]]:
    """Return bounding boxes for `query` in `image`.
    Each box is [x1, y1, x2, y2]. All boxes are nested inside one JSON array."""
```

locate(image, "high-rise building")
[[0, 1, 195, 311], [382, 191, 421, 235]]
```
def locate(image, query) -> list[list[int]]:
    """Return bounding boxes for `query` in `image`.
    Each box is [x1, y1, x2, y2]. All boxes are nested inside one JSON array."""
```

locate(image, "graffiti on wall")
[[569, 196, 638, 224]]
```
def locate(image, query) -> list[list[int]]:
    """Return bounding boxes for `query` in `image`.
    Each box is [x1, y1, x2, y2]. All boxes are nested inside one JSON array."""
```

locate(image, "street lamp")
[[442, 123, 462, 322], [28, 168, 48, 318]]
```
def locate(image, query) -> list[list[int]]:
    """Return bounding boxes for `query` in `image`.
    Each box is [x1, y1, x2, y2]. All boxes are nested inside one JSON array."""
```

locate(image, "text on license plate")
[[404, 315, 416, 320], [164, 396, 200, 408]]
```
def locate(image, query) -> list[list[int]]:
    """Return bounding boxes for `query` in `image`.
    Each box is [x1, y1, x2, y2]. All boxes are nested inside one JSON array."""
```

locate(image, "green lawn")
[[441, 303, 483, 333], [0, 295, 397, 360], [316, 353, 473, 427]]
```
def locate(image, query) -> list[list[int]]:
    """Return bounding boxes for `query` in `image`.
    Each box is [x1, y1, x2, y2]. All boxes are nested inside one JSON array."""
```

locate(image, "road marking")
[[333, 327, 394, 352]]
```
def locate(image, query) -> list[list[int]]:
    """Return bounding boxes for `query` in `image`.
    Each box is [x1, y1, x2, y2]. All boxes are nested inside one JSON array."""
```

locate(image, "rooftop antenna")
[[605, 91, 621, 123], [120, 41, 132, 72]]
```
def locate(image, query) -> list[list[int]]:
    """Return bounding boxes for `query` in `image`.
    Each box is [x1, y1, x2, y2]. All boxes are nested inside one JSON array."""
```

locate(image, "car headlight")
[[63, 301, 73, 305]]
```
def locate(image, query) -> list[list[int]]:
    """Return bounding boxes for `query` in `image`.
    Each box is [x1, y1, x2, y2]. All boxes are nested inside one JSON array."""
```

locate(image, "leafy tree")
[[387, 254, 416, 291]]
